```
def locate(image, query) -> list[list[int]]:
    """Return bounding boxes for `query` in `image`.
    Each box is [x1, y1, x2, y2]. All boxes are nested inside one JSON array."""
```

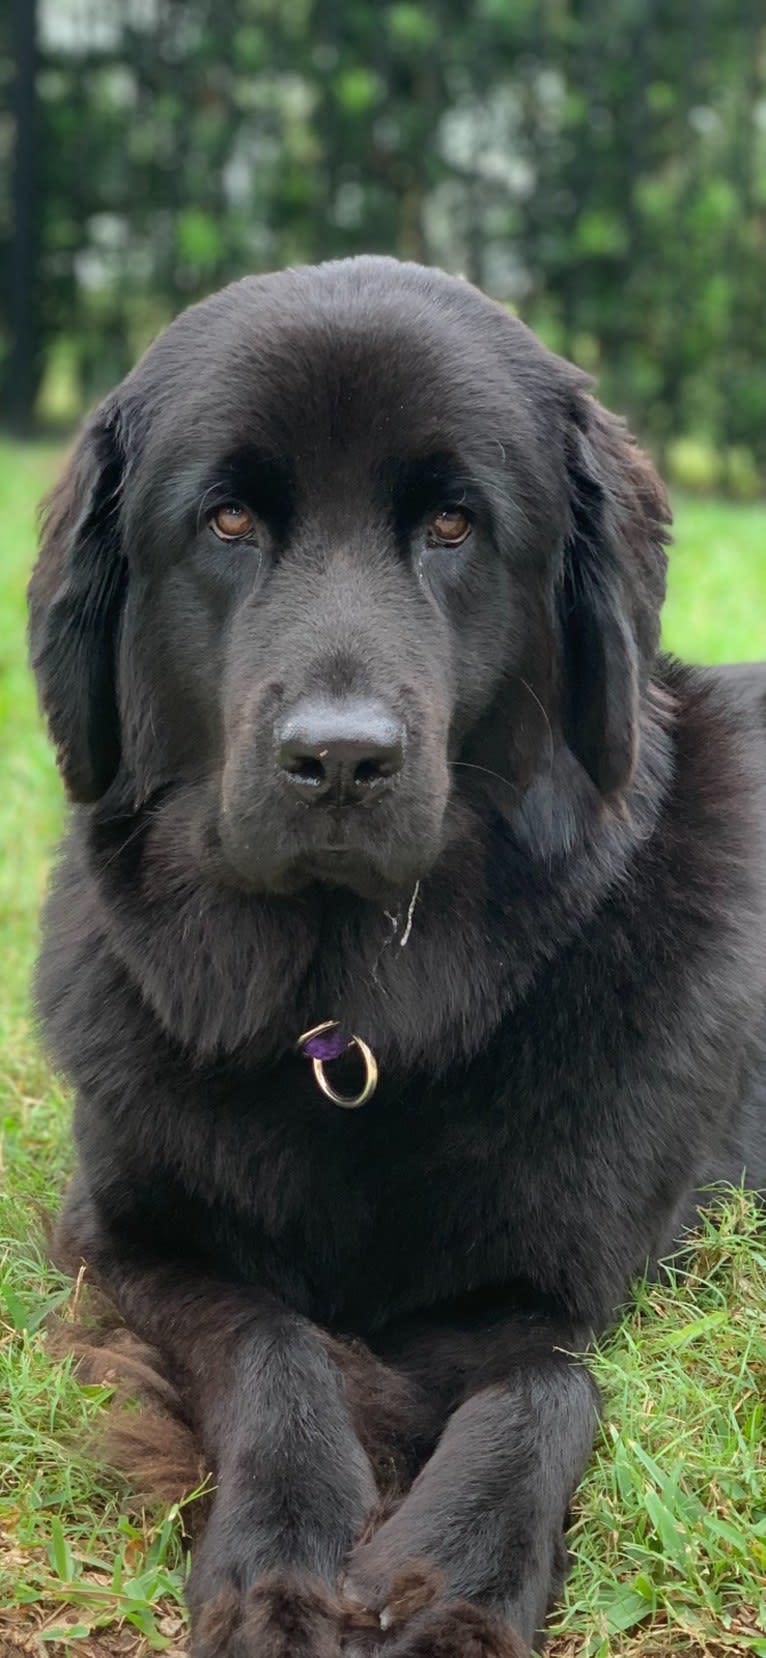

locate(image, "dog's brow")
[[387, 450, 481, 513], [194, 445, 294, 530]]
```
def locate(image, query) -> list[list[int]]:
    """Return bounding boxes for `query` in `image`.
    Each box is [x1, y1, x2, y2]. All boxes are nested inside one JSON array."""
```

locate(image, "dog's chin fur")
[[224, 849, 430, 905], [27, 257, 766, 1654], [285, 866, 416, 904]]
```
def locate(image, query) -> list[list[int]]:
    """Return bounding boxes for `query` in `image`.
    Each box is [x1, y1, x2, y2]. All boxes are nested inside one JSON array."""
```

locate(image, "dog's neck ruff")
[[297, 1019, 379, 1108]]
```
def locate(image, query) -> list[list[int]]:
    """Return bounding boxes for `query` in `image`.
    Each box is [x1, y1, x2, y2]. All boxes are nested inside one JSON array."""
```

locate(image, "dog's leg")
[[344, 1341, 598, 1656], [74, 1237, 377, 1656]]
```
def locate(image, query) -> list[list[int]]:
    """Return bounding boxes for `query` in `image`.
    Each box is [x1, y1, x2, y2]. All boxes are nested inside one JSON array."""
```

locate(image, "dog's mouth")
[[210, 801, 437, 901], [214, 755, 452, 901], [299, 845, 359, 881], [275, 845, 412, 902]]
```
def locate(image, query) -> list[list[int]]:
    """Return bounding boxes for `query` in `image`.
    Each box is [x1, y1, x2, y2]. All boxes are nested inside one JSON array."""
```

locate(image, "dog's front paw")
[[192, 1571, 344, 1657], [340, 1559, 444, 1655], [340, 1571, 530, 1658], [343, 1545, 446, 1626], [382, 1599, 530, 1658]]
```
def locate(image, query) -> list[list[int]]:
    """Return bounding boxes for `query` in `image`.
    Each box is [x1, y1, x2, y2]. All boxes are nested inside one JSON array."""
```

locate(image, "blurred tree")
[[5, 0, 40, 432], [1, 0, 764, 483]]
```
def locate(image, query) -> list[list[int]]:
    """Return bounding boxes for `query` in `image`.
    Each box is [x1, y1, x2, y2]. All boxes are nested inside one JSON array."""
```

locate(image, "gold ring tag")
[[296, 1020, 379, 1109]]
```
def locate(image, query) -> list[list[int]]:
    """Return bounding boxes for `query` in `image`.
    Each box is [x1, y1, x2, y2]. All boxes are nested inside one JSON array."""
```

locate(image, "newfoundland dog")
[[29, 257, 766, 1657]]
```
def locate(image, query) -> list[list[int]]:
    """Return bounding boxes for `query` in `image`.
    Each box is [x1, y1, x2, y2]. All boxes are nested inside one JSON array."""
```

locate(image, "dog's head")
[[29, 257, 669, 901]]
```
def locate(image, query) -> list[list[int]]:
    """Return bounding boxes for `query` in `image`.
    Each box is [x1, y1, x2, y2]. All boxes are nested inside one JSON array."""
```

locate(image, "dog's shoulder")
[[707, 660, 766, 734]]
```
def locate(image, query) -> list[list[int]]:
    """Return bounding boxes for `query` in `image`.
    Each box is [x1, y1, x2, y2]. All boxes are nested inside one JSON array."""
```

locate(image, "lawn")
[[1, 438, 764, 1657]]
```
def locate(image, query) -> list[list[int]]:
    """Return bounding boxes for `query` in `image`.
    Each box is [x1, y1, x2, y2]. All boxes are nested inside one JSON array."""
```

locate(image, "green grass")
[[548, 1201, 766, 1656], [0, 437, 764, 1656], [662, 496, 766, 665]]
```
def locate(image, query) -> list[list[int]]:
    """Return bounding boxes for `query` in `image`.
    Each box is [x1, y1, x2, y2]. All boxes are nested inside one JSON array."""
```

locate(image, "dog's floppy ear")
[[559, 393, 670, 801], [28, 400, 128, 803]]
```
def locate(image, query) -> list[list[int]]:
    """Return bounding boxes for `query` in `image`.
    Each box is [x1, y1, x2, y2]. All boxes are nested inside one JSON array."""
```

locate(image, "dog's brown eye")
[[428, 508, 471, 546], [210, 503, 254, 540]]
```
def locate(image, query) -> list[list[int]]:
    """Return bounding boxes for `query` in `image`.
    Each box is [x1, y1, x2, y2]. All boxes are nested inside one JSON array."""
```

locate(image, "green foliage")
[[387, 5, 439, 48], [1, 444, 765, 1652], [667, 439, 763, 502], [547, 1197, 766, 1655], [1, 0, 765, 479]]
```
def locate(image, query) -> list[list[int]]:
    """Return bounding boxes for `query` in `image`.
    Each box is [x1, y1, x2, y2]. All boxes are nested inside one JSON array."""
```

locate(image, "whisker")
[[515, 675, 555, 768], [450, 759, 517, 793], [451, 675, 555, 795], [95, 801, 166, 870], [96, 819, 152, 871], [196, 481, 228, 534]]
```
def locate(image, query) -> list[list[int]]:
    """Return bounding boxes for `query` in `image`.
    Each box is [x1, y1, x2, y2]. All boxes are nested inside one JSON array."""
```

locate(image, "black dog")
[[29, 258, 766, 1657]]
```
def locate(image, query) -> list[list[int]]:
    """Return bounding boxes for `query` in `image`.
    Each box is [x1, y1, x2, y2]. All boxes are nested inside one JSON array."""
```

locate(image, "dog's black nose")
[[276, 699, 405, 805]]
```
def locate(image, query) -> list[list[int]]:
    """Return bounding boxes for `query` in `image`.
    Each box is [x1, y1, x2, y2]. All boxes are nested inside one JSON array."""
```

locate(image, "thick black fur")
[[29, 258, 766, 1656]]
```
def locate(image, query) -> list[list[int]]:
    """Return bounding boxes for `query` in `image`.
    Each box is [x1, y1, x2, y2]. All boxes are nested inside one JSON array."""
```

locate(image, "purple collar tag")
[[296, 1020, 379, 1109], [300, 1026, 351, 1062]]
